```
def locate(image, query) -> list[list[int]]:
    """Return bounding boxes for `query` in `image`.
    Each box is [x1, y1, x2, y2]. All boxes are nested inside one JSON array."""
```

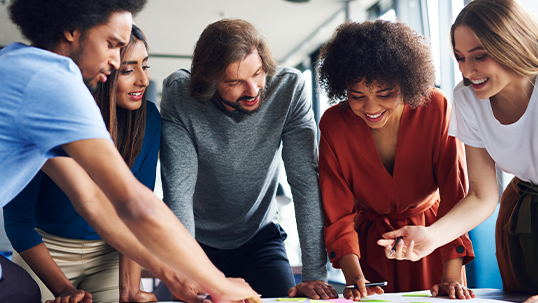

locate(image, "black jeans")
[[200, 223, 296, 297], [0, 255, 41, 303]]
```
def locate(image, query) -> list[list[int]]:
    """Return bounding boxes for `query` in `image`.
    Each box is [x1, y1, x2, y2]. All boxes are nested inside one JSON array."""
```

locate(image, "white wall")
[[520, 0, 538, 14]]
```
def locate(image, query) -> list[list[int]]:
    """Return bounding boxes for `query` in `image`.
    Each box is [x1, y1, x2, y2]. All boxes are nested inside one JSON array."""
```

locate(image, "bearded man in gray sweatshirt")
[[160, 19, 337, 299]]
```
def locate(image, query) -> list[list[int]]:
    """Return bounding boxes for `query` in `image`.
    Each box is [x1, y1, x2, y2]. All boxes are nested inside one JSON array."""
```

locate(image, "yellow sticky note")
[[277, 298, 306, 302]]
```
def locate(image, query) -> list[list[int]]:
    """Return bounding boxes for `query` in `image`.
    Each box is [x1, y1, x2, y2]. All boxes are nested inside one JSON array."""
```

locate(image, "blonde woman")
[[381, 1, 538, 301]]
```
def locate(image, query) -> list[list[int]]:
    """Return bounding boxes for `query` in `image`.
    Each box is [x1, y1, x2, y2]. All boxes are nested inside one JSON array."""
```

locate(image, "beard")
[[217, 88, 266, 115], [84, 78, 98, 93], [68, 38, 103, 93]]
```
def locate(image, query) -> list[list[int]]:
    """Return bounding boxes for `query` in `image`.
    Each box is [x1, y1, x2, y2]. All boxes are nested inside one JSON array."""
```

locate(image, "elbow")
[[112, 186, 157, 225], [467, 188, 499, 216]]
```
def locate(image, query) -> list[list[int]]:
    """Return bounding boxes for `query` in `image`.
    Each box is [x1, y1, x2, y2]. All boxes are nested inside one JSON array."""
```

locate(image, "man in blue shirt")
[[0, 1, 262, 303]]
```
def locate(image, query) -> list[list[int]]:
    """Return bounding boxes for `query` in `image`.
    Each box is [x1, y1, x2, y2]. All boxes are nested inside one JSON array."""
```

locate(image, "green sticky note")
[[402, 294, 430, 297], [276, 298, 306, 302]]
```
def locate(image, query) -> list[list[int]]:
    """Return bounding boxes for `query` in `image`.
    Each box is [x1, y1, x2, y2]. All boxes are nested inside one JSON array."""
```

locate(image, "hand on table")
[[165, 274, 207, 302], [45, 287, 92, 303], [288, 280, 338, 299], [342, 277, 384, 301], [430, 280, 475, 300], [524, 295, 538, 303], [120, 288, 157, 302], [377, 226, 437, 261], [208, 277, 262, 303]]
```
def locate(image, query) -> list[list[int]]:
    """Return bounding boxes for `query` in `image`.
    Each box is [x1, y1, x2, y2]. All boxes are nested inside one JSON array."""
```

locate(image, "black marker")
[[390, 237, 404, 257], [345, 281, 388, 288]]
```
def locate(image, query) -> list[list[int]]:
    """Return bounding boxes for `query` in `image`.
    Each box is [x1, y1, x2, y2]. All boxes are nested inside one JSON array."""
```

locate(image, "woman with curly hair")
[[318, 19, 474, 299]]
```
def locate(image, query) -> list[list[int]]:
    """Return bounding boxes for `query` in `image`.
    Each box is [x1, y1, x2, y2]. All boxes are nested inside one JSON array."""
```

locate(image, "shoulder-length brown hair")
[[189, 18, 278, 102], [451, 0, 538, 86], [94, 24, 148, 167]]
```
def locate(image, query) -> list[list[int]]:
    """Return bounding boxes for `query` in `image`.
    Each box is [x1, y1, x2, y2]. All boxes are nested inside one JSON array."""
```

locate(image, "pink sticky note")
[[329, 299, 355, 303]]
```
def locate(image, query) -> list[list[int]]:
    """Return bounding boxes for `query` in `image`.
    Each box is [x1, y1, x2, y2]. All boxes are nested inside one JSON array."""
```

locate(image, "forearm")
[[44, 147, 228, 297], [66, 176, 207, 291], [338, 253, 384, 299], [338, 254, 365, 284], [119, 253, 142, 294], [84, 202, 201, 301], [441, 257, 464, 284], [429, 145, 498, 249], [283, 122, 326, 281], [19, 243, 74, 296], [295, 203, 327, 281], [114, 189, 226, 291], [428, 193, 498, 249], [55, 169, 171, 282]]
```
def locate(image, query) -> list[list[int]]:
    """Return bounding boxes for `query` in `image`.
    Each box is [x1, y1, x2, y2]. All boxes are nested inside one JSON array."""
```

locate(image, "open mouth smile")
[[470, 77, 488, 85], [366, 112, 383, 119]]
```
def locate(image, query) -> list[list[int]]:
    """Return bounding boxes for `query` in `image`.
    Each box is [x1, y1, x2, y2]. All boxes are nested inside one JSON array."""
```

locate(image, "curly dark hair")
[[318, 19, 435, 108], [189, 18, 278, 102], [9, 0, 147, 49]]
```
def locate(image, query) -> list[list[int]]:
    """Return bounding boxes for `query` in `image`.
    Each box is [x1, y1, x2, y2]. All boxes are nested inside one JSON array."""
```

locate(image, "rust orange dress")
[[319, 89, 474, 292]]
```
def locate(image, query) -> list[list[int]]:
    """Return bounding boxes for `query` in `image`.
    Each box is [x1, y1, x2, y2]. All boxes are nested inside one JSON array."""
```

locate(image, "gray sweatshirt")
[[160, 67, 327, 282]]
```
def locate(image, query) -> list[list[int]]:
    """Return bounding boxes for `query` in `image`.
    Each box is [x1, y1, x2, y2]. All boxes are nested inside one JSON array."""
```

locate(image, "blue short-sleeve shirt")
[[0, 43, 111, 207]]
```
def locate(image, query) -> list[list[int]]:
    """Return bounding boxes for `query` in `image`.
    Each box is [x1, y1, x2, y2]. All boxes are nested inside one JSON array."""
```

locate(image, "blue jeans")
[[199, 223, 296, 297]]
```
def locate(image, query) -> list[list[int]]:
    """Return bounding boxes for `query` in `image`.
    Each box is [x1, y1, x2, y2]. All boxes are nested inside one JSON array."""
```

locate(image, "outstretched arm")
[[42, 156, 206, 302], [46, 138, 261, 303], [378, 145, 499, 261]]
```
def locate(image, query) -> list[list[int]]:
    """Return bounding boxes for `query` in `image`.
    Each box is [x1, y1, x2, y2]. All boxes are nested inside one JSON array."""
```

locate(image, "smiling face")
[[453, 25, 520, 100], [116, 40, 150, 111], [69, 11, 132, 91], [216, 49, 266, 114], [346, 79, 404, 130]]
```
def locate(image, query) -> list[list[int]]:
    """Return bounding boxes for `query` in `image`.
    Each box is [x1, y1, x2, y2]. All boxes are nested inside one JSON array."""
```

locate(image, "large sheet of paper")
[[160, 290, 514, 303], [270, 291, 509, 303]]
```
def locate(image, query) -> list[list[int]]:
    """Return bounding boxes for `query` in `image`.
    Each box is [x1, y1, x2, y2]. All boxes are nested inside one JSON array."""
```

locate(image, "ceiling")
[[0, 0, 377, 98]]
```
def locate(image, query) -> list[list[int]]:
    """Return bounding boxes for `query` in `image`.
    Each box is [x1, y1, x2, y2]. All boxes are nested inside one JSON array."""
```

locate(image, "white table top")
[[160, 289, 532, 303]]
